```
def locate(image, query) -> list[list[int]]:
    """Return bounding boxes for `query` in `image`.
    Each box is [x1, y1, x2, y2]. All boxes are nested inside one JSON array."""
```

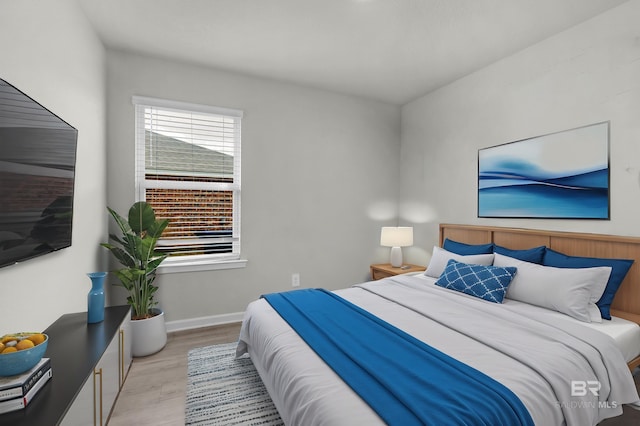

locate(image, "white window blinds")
[[133, 96, 242, 260]]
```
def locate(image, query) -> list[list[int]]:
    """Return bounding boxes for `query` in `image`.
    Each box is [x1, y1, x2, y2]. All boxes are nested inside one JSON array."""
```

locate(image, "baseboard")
[[166, 311, 244, 333]]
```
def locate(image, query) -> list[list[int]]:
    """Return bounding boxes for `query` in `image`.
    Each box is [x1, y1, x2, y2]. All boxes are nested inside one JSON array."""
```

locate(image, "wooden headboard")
[[439, 224, 640, 324]]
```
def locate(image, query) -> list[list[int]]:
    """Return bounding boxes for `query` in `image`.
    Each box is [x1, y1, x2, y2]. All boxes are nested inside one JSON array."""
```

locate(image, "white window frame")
[[133, 96, 247, 273]]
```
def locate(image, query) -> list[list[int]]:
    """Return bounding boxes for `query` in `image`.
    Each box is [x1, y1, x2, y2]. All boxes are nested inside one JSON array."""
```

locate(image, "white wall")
[[106, 51, 401, 324], [400, 0, 640, 266], [6, 1, 632, 333], [0, 0, 107, 331]]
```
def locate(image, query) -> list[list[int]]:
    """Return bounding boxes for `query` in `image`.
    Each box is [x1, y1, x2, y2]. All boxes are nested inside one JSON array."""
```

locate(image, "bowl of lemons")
[[0, 333, 48, 376]]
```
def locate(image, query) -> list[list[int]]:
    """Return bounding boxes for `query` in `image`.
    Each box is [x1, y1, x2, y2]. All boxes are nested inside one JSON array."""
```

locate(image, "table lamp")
[[380, 227, 413, 267]]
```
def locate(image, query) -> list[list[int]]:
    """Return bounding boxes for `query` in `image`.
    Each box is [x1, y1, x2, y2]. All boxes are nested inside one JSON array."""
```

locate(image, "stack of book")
[[0, 358, 52, 414]]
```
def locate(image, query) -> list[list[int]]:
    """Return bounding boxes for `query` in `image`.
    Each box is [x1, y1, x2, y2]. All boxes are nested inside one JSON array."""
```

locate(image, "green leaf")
[[129, 202, 156, 234], [107, 207, 132, 235], [147, 256, 168, 271], [108, 233, 127, 247], [131, 234, 148, 262], [103, 246, 136, 268], [113, 269, 136, 290], [147, 219, 169, 239]]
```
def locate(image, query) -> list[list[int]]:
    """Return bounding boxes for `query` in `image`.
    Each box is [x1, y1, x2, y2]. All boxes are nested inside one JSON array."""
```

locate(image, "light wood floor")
[[107, 322, 242, 426], [107, 322, 640, 426]]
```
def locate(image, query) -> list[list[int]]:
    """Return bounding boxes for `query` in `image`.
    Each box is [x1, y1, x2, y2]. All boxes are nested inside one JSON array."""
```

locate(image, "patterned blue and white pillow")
[[435, 259, 517, 303]]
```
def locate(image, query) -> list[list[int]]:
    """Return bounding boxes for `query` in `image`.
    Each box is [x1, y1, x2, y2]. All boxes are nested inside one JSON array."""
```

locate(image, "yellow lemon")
[[26, 334, 46, 346], [1, 346, 17, 354], [1, 335, 17, 344], [16, 339, 35, 351], [0, 342, 4, 352]]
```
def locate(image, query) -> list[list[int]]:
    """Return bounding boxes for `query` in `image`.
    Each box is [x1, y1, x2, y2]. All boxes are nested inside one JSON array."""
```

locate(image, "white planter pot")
[[130, 308, 167, 357]]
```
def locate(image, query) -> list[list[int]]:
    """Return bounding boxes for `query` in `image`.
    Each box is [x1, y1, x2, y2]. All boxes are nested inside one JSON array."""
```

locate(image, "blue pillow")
[[494, 245, 545, 264], [435, 259, 517, 304], [443, 238, 494, 255], [543, 248, 634, 320]]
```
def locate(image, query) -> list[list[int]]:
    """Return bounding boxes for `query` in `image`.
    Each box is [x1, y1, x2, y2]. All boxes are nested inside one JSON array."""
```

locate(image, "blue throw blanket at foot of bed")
[[263, 288, 534, 426]]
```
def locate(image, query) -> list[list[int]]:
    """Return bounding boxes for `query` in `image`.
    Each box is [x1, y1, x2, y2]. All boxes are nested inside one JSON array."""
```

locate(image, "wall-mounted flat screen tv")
[[0, 78, 78, 268]]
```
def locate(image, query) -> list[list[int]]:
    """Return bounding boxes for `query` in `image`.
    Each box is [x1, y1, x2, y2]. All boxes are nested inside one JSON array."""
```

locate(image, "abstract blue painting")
[[478, 122, 609, 219]]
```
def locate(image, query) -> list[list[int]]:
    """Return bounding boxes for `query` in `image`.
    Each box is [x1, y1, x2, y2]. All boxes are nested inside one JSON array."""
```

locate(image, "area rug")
[[185, 342, 284, 425]]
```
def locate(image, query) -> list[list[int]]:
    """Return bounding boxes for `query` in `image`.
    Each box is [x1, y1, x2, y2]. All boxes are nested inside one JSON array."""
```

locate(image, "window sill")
[[157, 257, 247, 274]]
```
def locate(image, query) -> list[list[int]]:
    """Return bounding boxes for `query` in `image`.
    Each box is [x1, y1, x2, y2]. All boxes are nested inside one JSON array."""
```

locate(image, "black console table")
[[2, 305, 130, 426]]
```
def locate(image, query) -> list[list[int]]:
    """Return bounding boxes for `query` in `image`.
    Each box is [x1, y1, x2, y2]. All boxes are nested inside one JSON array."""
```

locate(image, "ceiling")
[[79, 0, 628, 105]]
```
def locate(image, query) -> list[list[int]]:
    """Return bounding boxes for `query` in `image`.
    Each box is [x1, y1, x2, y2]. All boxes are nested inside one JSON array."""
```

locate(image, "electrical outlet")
[[291, 273, 300, 287]]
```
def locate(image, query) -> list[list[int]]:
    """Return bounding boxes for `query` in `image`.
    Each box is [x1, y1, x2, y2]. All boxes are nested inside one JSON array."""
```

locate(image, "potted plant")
[[101, 201, 170, 357]]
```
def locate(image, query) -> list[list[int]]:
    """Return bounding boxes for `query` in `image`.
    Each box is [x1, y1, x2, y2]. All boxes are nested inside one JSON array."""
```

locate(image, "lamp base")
[[389, 246, 403, 268]]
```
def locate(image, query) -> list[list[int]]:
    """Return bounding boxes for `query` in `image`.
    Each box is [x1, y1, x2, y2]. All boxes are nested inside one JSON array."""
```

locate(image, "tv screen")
[[0, 78, 78, 268]]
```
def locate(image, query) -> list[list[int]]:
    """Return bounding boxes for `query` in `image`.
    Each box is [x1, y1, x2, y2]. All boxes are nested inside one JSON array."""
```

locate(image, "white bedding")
[[584, 317, 640, 364], [237, 275, 640, 425], [412, 273, 640, 364]]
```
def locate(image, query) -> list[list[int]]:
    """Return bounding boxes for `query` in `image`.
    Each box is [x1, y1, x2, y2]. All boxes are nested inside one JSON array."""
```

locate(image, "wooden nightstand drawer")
[[371, 268, 395, 280], [370, 263, 425, 281]]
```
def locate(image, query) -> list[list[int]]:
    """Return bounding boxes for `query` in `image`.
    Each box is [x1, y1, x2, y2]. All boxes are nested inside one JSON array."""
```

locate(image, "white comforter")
[[237, 275, 640, 425]]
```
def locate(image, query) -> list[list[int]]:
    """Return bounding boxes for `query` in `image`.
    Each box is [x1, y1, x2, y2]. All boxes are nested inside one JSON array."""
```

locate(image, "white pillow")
[[424, 246, 494, 278], [493, 253, 611, 323]]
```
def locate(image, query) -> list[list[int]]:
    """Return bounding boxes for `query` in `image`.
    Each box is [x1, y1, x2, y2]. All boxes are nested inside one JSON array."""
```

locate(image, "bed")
[[237, 224, 640, 425]]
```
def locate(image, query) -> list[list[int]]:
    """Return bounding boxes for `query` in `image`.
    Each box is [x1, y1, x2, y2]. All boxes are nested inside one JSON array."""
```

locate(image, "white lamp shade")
[[380, 227, 413, 247]]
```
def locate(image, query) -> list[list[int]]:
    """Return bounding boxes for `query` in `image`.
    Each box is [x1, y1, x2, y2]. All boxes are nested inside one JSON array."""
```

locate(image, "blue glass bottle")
[[87, 272, 107, 323]]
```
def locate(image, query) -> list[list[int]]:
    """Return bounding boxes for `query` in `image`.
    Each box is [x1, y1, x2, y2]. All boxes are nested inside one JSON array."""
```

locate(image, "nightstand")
[[370, 263, 426, 280]]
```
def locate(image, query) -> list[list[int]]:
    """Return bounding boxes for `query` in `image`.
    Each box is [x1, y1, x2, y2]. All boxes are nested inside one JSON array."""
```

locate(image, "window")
[[133, 96, 244, 272]]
